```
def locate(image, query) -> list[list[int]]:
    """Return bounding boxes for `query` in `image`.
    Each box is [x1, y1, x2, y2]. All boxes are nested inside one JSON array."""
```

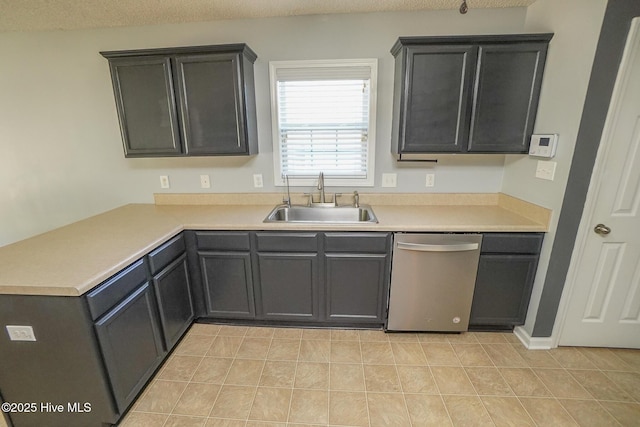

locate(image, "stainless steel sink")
[[264, 204, 378, 224]]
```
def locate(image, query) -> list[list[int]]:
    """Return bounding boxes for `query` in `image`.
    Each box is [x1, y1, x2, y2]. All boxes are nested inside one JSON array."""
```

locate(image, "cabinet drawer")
[[481, 233, 543, 254], [148, 233, 186, 275], [256, 233, 318, 252], [324, 232, 390, 253], [86, 259, 148, 321], [196, 231, 251, 251]]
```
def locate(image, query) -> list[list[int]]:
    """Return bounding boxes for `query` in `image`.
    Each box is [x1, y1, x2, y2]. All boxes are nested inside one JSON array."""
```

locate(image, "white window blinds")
[[270, 60, 377, 185]]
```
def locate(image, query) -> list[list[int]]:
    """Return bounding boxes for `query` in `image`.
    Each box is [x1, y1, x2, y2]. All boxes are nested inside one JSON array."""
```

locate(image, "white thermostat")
[[529, 134, 558, 158]]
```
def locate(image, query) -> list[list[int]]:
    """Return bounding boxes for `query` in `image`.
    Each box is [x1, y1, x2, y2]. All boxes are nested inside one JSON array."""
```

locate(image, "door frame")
[[553, 17, 640, 348]]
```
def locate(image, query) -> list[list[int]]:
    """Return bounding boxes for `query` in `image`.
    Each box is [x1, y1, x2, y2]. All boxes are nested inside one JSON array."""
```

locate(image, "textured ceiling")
[[0, 0, 537, 33]]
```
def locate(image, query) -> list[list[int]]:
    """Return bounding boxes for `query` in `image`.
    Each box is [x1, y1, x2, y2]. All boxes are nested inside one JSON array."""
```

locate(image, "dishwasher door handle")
[[396, 241, 479, 252]]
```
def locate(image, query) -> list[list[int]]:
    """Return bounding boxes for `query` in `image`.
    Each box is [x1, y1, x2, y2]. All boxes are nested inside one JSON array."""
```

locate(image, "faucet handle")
[[333, 193, 342, 206], [353, 191, 360, 208]]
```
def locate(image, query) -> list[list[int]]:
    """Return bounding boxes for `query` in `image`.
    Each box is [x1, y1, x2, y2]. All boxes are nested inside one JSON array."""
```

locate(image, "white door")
[[560, 18, 640, 348]]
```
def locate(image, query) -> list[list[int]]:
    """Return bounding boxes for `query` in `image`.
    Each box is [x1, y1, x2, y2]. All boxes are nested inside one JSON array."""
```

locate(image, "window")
[[270, 59, 377, 186]]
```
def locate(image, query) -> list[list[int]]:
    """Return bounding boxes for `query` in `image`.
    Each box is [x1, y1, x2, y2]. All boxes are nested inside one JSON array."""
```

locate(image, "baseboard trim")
[[513, 326, 555, 350]]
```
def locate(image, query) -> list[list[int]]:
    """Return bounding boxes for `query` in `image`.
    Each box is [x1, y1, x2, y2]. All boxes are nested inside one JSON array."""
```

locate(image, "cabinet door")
[[398, 45, 477, 153], [199, 251, 255, 318], [468, 43, 548, 153], [108, 57, 182, 157], [174, 53, 249, 155], [325, 254, 389, 323], [255, 253, 320, 321], [470, 254, 539, 326], [95, 282, 165, 412], [153, 254, 194, 350]]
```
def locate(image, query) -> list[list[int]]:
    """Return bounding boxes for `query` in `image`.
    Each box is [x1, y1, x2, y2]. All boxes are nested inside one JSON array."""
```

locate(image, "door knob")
[[594, 223, 611, 236]]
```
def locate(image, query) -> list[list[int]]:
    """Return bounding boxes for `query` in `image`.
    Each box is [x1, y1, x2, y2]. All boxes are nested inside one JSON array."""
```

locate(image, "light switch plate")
[[382, 173, 397, 188], [200, 174, 211, 189], [6, 325, 36, 341], [253, 174, 264, 188], [535, 161, 557, 181]]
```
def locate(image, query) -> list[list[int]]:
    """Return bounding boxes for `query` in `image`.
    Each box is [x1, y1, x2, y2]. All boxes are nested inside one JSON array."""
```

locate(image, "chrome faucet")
[[353, 190, 360, 208], [317, 172, 325, 204], [283, 175, 291, 207]]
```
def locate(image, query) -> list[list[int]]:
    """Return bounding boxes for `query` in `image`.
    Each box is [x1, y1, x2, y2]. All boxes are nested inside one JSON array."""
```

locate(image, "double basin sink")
[[264, 204, 378, 224]]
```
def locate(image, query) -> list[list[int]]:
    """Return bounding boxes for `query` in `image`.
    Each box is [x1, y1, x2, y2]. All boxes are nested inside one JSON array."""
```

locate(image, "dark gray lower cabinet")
[[470, 233, 543, 328], [94, 282, 165, 411], [200, 252, 255, 319]]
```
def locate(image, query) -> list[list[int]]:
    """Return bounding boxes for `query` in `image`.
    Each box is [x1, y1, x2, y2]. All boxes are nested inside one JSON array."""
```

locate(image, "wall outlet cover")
[[425, 173, 435, 187], [200, 174, 211, 189], [6, 325, 36, 341], [159, 175, 170, 189], [253, 174, 264, 188]]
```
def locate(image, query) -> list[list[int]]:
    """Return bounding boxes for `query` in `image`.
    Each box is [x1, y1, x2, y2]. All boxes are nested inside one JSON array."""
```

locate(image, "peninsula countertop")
[[0, 193, 550, 297]]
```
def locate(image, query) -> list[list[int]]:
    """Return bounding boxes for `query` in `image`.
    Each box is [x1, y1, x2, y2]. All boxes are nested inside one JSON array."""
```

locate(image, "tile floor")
[[119, 323, 640, 427]]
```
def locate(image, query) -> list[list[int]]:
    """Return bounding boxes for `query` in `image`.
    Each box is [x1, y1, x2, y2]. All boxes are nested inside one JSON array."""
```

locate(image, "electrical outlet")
[[200, 174, 211, 189], [6, 325, 36, 341], [381, 173, 397, 188], [159, 175, 170, 189], [535, 161, 557, 181], [425, 173, 435, 187], [253, 174, 264, 188]]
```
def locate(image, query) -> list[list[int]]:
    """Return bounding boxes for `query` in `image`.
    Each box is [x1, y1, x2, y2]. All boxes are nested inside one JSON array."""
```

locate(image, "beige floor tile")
[[176, 335, 216, 356], [172, 383, 220, 416], [266, 339, 300, 361], [331, 329, 360, 341], [465, 367, 513, 396], [404, 394, 452, 426], [443, 395, 494, 426], [481, 396, 535, 426], [559, 399, 620, 427], [533, 368, 592, 399], [519, 397, 579, 426], [501, 332, 521, 344], [299, 339, 330, 362], [245, 421, 286, 427], [482, 344, 528, 367], [294, 362, 329, 390], [330, 340, 362, 363], [259, 360, 296, 388], [422, 342, 461, 366], [329, 391, 368, 427], [511, 345, 562, 368], [499, 367, 552, 397], [452, 344, 494, 367], [272, 327, 303, 339], [236, 338, 271, 359], [390, 342, 428, 365], [445, 332, 479, 344], [361, 341, 395, 365], [159, 355, 204, 381], [569, 369, 634, 401], [224, 359, 265, 386], [579, 347, 633, 371], [205, 418, 245, 427], [330, 363, 365, 391], [135, 380, 188, 413], [189, 323, 221, 336], [288, 389, 328, 424], [164, 416, 207, 427], [472, 332, 509, 344], [217, 325, 249, 337], [599, 401, 640, 426], [363, 364, 402, 392], [387, 332, 419, 342], [249, 387, 292, 422], [396, 366, 439, 394], [430, 366, 476, 395], [358, 329, 389, 342], [191, 357, 233, 384], [366, 392, 411, 427], [207, 336, 243, 358], [209, 385, 256, 419], [302, 328, 331, 340], [120, 412, 169, 426], [611, 349, 640, 372], [417, 332, 449, 343], [245, 327, 275, 338], [549, 347, 598, 369], [604, 371, 640, 402]]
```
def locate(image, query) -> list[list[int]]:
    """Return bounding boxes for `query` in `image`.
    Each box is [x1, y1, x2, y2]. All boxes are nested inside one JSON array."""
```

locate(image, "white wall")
[[502, 0, 608, 335], [0, 8, 527, 247]]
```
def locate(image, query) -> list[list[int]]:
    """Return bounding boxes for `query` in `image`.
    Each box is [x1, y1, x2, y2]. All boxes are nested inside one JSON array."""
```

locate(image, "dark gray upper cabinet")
[[101, 44, 258, 157], [391, 34, 553, 158]]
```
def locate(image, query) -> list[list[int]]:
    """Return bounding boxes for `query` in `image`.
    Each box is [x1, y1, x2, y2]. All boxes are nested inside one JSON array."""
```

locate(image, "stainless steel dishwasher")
[[387, 233, 482, 332]]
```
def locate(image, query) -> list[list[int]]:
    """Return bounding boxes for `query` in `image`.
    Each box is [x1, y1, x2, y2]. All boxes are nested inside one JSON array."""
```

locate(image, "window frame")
[[269, 58, 378, 187]]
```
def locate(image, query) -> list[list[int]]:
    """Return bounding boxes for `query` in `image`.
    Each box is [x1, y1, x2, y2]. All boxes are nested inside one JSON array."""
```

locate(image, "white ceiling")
[[0, 0, 537, 33]]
